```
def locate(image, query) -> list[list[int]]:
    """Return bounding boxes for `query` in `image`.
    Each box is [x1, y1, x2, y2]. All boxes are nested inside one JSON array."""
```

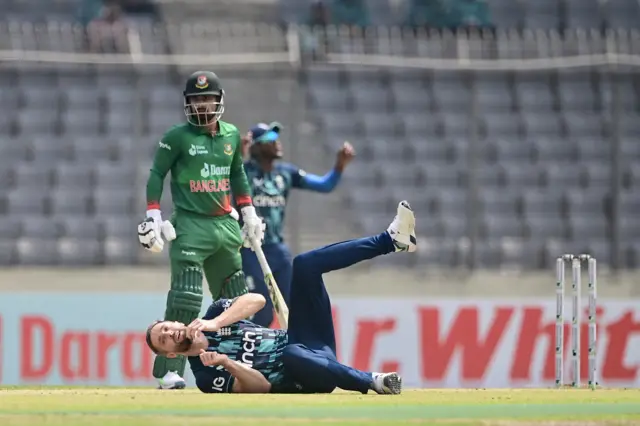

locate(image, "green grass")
[[0, 388, 639, 425]]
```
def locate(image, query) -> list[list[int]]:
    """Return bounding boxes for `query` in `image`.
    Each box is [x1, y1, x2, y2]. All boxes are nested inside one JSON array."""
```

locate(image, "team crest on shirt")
[[224, 143, 233, 156], [195, 75, 209, 89]]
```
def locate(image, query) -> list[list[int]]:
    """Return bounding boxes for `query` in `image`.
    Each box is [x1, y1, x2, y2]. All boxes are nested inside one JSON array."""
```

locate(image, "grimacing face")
[[148, 320, 193, 356]]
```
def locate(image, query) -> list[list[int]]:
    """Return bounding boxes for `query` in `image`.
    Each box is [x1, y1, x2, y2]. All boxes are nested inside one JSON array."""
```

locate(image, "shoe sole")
[[158, 381, 186, 390], [383, 373, 402, 395], [394, 201, 417, 252]]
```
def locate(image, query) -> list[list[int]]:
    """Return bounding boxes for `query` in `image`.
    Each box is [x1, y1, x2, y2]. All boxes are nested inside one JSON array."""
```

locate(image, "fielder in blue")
[[145, 200, 416, 394], [240, 121, 355, 326]]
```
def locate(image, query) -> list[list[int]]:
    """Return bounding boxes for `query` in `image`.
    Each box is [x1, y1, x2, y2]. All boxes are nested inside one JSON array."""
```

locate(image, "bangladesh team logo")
[[224, 143, 233, 156], [195, 75, 209, 89]]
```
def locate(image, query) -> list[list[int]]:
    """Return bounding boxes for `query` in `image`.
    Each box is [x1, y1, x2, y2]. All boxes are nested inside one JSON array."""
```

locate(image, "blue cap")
[[250, 121, 282, 143]]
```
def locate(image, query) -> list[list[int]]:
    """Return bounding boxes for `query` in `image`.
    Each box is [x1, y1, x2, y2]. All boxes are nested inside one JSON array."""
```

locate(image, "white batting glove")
[[137, 209, 176, 253], [230, 207, 240, 221], [240, 206, 265, 250]]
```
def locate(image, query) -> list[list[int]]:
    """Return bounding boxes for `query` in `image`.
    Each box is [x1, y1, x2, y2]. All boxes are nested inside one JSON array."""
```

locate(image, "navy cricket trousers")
[[281, 232, 395, 394], [241, 243, 293, 327]]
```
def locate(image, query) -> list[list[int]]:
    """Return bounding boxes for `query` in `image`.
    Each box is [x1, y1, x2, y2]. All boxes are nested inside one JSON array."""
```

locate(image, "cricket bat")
[[249, 237, 289, 329]]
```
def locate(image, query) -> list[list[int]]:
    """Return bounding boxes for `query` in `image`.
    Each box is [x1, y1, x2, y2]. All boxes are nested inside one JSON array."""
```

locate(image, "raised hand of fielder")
[[241, 131, 252, 159], [335, 141, 356, 172]]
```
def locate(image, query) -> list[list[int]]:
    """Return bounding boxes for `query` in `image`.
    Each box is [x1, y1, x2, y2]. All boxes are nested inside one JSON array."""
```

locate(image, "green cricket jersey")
[[146, 121, 253, 216]]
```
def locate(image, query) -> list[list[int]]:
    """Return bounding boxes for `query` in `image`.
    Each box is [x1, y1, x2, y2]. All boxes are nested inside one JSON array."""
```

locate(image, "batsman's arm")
[[230, 130, 253, 208], [222, 358, 272, 393], [146, 129, 181, 209]]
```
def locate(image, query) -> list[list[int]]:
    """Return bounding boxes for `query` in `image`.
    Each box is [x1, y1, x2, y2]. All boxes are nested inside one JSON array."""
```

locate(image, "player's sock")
[[386, 200, 417, 252], [371, 372, 403, 395]]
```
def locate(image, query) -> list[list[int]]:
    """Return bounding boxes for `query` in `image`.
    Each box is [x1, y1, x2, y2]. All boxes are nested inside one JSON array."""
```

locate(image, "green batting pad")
[[153, 268, 204, 379], [221, 270, 249, 298]]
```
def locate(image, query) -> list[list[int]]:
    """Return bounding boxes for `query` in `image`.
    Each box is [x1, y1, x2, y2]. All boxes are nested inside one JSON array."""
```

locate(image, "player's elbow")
[[148, 168, 166, 182], [313, 184, 334, 193], [250, 293, 267, 310], [194, 374, 219, 394], [233, 378, 272, 394], [196, 382, 215, 394], [236, 292, 267, 315]]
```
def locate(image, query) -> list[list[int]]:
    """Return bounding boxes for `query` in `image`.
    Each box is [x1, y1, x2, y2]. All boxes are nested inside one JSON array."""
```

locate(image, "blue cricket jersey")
[[242, 160, 342, 245], [188, 299, 290, 393], [243, 160, 306, 245]]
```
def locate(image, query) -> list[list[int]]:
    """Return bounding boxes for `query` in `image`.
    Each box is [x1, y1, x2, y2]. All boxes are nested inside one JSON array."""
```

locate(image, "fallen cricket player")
[[145, 200, 417, 394]]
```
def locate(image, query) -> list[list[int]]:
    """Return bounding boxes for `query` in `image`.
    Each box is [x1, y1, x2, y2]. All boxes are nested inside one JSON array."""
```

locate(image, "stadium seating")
[[1, 1, 639, 269], [279, 0, 640, 29], [303, 58, 639, 269]]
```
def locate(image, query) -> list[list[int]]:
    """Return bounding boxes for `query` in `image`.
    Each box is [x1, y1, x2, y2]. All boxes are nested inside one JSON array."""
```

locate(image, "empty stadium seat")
[[58, 238, 101, 265], [16, 238, 58, 265], [49, 189, 91, 215], [563, 0, 604, 29], [58, 217, 101, 240], [13, 163, 53, 189], [92, 189, 134, 216]]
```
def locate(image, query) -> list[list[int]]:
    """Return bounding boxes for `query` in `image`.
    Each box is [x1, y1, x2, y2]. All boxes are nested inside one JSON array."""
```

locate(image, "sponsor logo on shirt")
[[241, 331, 257, 366], [201, 164, 230, 178], [158, 141, 171, 150], [253, 194, 286, 208], [189, 144, 209, 156], [211, 377, 226, 392]]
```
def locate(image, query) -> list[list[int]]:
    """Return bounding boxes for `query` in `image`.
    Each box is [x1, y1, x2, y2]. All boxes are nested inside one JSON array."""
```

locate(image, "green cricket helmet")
[[183, 71, 225, 126]]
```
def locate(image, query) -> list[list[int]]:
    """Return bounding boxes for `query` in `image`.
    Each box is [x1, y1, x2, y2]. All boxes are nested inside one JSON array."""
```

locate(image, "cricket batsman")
[[137, 70, 266, 390], [145, 200, 417, 394], [240, 122, 355, 326]]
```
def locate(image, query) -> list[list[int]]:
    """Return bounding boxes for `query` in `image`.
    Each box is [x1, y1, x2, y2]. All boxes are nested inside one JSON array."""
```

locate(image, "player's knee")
[[166, 267, 204, 323], [171, 266, 204, 292], [292, 252, 317, 276]]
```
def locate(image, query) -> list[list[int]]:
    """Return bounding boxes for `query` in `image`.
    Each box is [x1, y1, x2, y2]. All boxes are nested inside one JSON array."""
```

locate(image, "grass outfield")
[[0, 388, 639, 425]]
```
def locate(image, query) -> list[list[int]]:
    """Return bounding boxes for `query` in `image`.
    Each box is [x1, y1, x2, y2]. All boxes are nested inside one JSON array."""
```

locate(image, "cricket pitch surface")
[[0, 388, 639, 425]]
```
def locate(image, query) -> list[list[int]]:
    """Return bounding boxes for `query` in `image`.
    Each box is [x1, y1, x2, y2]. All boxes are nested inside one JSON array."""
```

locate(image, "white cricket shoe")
[[371, 372, 402, 395], [387, 200, 417, 253], [157, 371, 186, 390]]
